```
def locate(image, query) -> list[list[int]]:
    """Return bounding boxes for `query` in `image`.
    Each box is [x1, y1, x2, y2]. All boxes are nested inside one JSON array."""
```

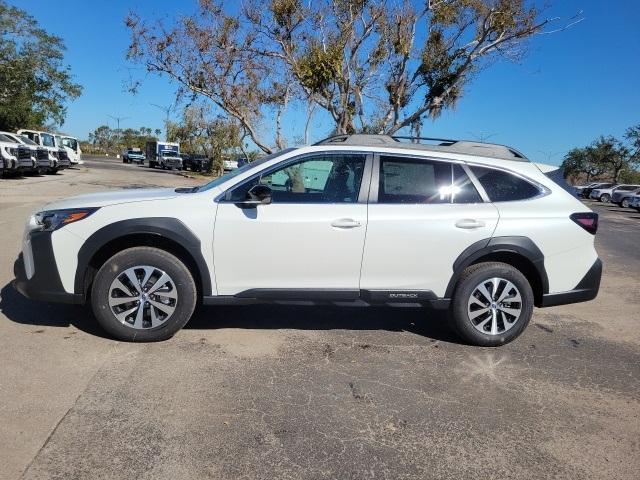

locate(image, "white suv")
[[14, 135, 602, 346]]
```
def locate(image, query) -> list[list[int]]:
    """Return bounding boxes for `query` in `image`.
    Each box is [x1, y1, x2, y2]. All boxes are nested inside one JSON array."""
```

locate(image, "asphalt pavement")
[[0, 164, 638, 480]]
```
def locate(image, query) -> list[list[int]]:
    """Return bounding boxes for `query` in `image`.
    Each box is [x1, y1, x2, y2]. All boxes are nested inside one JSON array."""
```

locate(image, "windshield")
[[41, 133, 55, 147], [62, 137, 78, 151], [161, 150, 179, 157], [0, 134, 15, 143], [197, 148, 297, 192]]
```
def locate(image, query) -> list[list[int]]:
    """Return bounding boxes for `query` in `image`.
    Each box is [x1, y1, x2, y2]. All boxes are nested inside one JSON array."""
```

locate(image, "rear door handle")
[[455, 219, 486, 229], [331, 218, 362, 229]]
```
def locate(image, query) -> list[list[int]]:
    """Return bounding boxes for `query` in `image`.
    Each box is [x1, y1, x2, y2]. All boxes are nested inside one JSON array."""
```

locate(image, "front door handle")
[[331, 218, 362, 229], [455, 219, 486, 229]]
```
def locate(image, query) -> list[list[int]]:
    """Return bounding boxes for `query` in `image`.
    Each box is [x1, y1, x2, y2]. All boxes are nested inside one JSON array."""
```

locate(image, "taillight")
[[570, 212, 598, 235]]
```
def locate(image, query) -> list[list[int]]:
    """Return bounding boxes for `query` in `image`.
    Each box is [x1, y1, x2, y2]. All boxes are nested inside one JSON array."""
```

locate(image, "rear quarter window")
[[471, 166, 541, 202]]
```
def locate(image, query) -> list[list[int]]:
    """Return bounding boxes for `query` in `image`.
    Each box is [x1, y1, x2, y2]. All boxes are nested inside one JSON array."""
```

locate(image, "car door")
[[360, 154, 499, 299], [213, 152, 372, 297]]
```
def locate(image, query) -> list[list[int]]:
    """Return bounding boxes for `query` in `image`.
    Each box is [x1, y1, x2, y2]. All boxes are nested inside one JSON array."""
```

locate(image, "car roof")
[[314, 134, 529, 162]]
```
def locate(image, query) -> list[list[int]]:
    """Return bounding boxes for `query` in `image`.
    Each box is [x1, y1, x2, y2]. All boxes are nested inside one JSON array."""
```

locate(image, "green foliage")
[[0, 1, 82, 130], [86, 125, 157, 155], [167, 104, 242, 174], [561, 126, 640, 183], [126, 0, 563, 149]]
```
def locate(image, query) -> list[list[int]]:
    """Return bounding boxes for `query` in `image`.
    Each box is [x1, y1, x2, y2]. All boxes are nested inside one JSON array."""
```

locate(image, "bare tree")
[[126, 1, 577, 152]]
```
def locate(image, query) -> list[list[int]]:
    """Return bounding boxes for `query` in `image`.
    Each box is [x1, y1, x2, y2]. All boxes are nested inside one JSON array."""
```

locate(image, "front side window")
[[378, 156, 482, 204], [227, 154, 366, 203], [470, 166, 541, 202], [452, 164, 482, 203]]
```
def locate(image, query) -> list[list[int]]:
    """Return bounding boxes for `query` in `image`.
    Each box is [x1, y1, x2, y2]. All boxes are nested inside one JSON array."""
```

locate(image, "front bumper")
[[540, 258, 602, 307], [13, 231, 84, 305]]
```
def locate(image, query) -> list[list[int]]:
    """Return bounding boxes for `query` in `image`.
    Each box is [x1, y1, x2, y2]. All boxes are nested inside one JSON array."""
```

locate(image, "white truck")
[[17, 129, 70, 173], [57, 135, 83, 165], [145, 140, 182, 170]]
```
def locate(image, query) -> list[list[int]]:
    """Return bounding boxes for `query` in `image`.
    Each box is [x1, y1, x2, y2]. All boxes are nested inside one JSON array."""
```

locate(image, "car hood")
[[38, 188, 180, 210]]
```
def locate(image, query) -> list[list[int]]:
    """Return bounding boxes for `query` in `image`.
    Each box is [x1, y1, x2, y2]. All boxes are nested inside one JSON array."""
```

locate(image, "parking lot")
[[1, 157, 639, 479]]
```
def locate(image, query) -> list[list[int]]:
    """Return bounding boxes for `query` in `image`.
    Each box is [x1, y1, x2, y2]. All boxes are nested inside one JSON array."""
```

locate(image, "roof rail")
[[313, 134, 529, 162]]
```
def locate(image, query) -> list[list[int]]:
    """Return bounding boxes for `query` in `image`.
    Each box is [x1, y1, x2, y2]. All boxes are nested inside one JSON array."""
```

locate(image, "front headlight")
[[34, 208, 99, 232]]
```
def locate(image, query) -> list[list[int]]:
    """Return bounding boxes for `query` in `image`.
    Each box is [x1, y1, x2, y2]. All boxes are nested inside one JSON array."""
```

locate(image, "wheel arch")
[[75, 218, 211, 300], [445, 236, 549, 306]]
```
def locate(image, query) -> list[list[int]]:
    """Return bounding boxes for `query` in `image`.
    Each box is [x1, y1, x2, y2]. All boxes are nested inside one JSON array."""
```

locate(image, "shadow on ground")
[[0, 281, 458, 343]]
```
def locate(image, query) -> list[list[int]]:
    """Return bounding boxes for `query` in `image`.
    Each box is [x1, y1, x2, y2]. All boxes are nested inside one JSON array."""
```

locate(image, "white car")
[[223, 159, 238, 171], [14, 134, 602, 346], [590, 184, 638, 203]]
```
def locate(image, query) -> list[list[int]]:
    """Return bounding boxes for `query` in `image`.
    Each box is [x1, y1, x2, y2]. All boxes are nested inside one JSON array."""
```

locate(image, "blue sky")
[[15, 0, 640, 165]]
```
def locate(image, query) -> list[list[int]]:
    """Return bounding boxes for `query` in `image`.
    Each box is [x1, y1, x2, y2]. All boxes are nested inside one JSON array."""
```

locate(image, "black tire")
[[621, 198, 630, 208], [91, 247, 197, 342], [449, 262, 534, 347], [600, 193, 610, 203]]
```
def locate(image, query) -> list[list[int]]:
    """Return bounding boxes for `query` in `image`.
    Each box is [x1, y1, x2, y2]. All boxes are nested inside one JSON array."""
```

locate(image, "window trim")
[[466, 162, 550, 203], [216, 151, 373, 205]]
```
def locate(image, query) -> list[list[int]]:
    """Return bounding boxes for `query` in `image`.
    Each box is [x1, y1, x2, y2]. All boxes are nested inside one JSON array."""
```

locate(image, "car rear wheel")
[[449, 262, 534, 347], [91, 247, 197, 342], [600, 193, 610, 203]]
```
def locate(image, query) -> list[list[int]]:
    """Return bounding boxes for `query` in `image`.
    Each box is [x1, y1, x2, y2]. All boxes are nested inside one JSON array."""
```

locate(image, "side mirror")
[[235, 184, 272, 208]]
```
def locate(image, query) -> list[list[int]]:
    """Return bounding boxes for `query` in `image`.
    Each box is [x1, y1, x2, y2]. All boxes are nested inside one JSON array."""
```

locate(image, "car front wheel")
[[621, 198, 630, 208], [449, 262, 534, 347], [91, 247, 197, 342], [600, 193, 611, 203]]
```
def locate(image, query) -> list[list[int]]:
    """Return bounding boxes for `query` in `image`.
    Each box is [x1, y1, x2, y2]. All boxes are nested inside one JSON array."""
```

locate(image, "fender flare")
[[444, 236, 549, 298], [74, 217, 212, 296]]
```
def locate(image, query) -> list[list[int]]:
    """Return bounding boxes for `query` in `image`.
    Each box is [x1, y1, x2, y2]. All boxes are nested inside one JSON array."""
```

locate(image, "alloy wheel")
[[467, 277, 522, 335], [108, 265, 178, 329]]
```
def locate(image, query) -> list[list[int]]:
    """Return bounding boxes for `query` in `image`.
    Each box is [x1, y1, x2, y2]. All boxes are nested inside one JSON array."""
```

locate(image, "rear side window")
[[470, 166, 541, 202]]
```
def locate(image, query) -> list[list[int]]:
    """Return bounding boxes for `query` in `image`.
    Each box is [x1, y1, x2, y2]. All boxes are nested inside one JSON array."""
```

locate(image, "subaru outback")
[[14, 135, 602, 346]]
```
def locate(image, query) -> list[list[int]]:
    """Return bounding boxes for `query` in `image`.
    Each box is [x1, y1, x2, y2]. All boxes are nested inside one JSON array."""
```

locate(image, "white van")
[[17, 129, 70, 172]]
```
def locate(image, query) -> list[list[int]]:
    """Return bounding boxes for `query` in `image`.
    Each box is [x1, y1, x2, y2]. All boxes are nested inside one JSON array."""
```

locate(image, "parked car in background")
[[581, 182, 613, 199], [14, 133, 602, 346], [0, 131, 41, 174], [58, 135, 83, 165], [223, 158, 238, 171], [629, 194, 640, 212], [123, 149, 146, 164], [611, 186, 640, 207], [590, 184, 624, 202], [574, 182, 600, 197], [17, 129, 69, 173], [181, 153, 210, 172]]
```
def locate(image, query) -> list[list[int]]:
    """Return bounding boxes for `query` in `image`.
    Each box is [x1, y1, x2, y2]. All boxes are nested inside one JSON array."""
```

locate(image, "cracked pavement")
[[1, 157, 638, 479]]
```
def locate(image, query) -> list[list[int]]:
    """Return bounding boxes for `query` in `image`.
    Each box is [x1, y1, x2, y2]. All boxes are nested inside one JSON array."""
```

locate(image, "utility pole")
[[538, 150, 563, 164], [107, 115, 130, 150], [150, 103, 175, 139], [467, 131, 498, 142]]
